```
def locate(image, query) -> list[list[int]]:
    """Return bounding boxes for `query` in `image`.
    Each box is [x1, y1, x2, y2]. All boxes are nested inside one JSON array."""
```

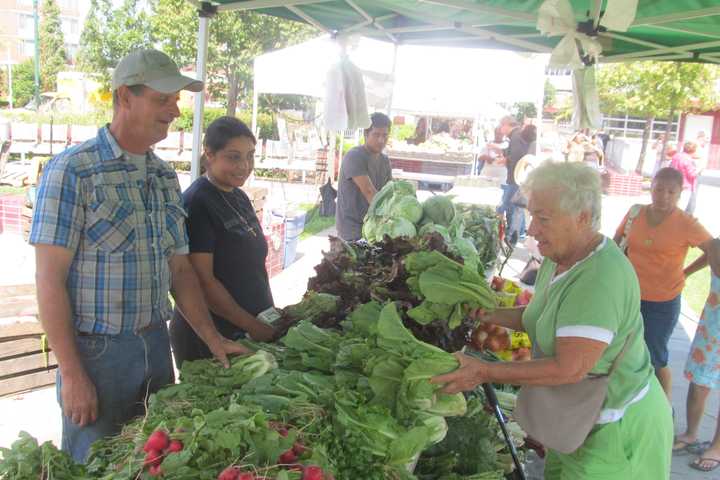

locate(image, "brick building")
[[0, 0, 83, 65]]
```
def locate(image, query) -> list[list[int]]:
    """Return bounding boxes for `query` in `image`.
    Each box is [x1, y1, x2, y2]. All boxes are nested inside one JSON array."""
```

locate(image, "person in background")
[[497, 116, 529, 244], [29, 49, 248, 462], [433, 162, 672, 479], [670, 141, 700, 214], [564, 132, 586, 163], [169, 116, 276, 367], [674, 239, 720, 472], [336, 112, 392, 241], [652, 134, 668, 174], [613, 167, 713, 406], [695, 131, 709, 171]]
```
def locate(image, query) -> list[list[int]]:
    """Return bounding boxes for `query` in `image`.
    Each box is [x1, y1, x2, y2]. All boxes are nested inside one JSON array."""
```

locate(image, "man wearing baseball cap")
[[30, 49, 250, 462]]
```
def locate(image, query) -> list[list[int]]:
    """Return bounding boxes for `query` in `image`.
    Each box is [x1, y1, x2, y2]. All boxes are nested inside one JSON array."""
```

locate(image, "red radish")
[[292, 441, 306, 455], [269, 422, 289, 437], [237, 473, 255, 480], [491, 276, 505, 291], [217, 466, 241, 480], [515, 290, 533, 306], [278, 449, 297, 464], [167, 440, 183, 453], [148, 464, 163, 477], [302, 465, 324, 480], [144, 449, 163, 468], [144, 430, 170, 452]]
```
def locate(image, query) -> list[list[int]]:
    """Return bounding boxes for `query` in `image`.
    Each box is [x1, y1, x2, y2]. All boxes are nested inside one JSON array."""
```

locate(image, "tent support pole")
[[251, 79, 259, 138], [536, 63, 543, 147], [191, 2, 215, 181], [387, 42, 399, 117]]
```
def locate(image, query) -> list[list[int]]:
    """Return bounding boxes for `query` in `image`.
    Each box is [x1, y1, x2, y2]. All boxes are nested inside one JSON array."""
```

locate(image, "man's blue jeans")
[[498, 184, 526, 243], [57, 322, 174, 462]]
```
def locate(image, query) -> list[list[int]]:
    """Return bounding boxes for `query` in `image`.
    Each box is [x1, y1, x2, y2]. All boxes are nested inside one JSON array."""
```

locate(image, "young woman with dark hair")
[[169, 116, 276, 366]]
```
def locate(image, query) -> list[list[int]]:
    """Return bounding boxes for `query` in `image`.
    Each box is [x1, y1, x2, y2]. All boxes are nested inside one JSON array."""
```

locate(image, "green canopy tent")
[[184, 0, 720, 178]]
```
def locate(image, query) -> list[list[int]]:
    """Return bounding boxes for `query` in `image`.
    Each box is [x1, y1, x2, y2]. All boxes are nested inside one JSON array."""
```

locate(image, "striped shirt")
[[29, 126, 189, 334]]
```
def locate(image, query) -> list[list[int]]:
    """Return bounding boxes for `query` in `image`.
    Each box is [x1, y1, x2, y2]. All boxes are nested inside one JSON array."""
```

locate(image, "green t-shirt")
[[522, 238, 653, 416]]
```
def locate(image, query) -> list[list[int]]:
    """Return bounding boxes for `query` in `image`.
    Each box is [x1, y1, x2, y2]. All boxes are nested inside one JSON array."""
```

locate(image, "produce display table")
[[388, 151, 474, 177], [392, 169, 456, 192]]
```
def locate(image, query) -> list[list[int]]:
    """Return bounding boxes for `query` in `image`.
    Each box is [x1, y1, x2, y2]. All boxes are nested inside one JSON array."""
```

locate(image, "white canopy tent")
[[250, 35, 397, 136], [250, 34, 547, 131]]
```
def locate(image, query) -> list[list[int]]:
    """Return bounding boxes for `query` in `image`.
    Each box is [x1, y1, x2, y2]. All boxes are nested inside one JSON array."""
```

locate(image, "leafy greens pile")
[[360, 180, 500, 274], [1, 301, 511, 480]]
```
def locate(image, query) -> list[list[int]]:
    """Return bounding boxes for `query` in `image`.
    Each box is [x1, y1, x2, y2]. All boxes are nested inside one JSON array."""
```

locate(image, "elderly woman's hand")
[[430, 352, 491, 394]]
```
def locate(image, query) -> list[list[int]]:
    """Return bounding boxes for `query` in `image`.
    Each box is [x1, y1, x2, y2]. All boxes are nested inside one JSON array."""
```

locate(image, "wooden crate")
[[0, 285, 56, 397]]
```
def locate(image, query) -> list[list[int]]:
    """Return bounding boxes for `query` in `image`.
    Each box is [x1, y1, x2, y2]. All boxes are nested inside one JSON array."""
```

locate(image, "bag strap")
[[618, 204, 642, 251], [608, 329, 637, 376]]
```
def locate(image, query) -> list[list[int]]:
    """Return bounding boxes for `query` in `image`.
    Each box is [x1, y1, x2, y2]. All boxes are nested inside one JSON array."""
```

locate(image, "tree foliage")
[[78, 0, 316, 113], [598, 61, 719, 119], [543, 79, 556, 110], [597, 61, 720, 172], [122, 0, 316, 115], [77, 0, 153, 88], [39, 0, 67, 91], [11, 60, 37, 107]]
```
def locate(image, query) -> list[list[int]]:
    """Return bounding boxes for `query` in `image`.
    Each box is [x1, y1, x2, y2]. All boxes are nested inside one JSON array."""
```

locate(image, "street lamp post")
[[32, 0, 40, 107]]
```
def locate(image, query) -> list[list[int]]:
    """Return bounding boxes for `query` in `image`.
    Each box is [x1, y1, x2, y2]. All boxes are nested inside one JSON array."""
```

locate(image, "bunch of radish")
[[216, 464, 332, 480], [142, 429, 183, 477]]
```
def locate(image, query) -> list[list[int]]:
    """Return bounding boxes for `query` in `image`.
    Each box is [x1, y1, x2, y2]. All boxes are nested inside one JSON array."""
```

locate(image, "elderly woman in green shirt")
[[432, 162, 672, 479]]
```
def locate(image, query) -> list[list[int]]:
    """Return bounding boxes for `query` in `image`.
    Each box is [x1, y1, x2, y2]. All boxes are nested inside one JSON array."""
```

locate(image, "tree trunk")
[[635, 116, 654, 174], [226, 70, 239, 117], [659, 108, 676, 165]]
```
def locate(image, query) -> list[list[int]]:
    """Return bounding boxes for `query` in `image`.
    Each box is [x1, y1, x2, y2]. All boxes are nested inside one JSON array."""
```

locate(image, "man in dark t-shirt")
[[497, 116, 530, 244], [336, 113, 393, 241]]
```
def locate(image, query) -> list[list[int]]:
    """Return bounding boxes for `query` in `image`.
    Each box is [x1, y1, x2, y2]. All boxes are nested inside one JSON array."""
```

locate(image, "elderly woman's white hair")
[[522, 161, 602, 230]]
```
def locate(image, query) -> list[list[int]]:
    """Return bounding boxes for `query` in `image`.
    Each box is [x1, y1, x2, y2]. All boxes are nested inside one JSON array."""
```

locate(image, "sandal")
[[673, 439, 700, 455], [687, 441, 712, 455], [690, 456, 720, 472]]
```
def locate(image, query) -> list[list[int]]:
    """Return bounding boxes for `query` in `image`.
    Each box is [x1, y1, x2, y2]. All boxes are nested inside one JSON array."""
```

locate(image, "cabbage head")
[[389, 196, 423, 224], [422, 195, 455, 227], [385, 217, 417, 239], [362, 216, 380, 241], [418, 223, 451, 243], [391, 180, 417, 198]]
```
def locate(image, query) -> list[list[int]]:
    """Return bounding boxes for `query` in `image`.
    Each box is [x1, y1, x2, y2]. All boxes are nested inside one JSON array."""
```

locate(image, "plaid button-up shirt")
[[30, 126, 189, 334]]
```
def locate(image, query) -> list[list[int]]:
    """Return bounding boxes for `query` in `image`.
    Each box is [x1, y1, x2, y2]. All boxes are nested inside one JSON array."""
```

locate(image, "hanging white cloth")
[[537, 0, 637, 130], [572, 67, 602, 130], [341, 56, 370, 130], [324, 62, 348, 131]]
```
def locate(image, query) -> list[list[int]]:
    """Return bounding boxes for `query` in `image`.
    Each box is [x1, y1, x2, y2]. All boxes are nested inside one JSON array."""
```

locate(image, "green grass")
[[684, 248, 710, 317], [298, 202, 336, 240], [0, 185, 28, 196]]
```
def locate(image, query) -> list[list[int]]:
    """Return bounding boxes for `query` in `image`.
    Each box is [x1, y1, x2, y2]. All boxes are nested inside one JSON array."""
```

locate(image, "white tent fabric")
[[253, 35, 547, 119]]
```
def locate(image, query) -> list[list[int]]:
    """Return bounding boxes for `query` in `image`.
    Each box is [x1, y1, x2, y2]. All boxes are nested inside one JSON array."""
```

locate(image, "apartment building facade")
[[0, 0, 82, 65]]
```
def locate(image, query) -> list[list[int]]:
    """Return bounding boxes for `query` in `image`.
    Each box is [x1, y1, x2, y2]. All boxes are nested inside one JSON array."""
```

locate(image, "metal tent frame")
[[185, 0, 720, 178]]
